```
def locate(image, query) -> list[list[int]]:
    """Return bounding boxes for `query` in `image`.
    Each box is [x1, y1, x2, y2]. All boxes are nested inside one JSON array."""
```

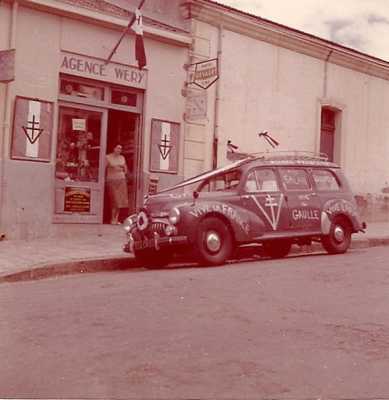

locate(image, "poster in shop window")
[[11, 96, 53, 162], [64, 186, 91, 213], [149, 119, 180, 174]]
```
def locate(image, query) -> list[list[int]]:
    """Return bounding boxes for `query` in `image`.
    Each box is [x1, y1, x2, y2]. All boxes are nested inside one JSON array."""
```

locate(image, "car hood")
[[144, 191, 234, 215]]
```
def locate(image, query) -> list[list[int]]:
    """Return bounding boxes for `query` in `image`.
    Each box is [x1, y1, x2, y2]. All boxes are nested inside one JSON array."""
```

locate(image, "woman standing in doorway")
[[106, 144, 129, 224]]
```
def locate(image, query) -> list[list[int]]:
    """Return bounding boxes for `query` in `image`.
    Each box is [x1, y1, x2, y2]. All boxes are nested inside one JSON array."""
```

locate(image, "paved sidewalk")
[[0, 222, 389, 283], [0, 225, 132, 283]]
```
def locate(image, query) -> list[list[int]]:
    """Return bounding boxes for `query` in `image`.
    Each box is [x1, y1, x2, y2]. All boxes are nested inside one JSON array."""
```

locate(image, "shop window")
[[111, 89, 137, 107], [56, 106, 102, 182], [60, 78, 104, 101]]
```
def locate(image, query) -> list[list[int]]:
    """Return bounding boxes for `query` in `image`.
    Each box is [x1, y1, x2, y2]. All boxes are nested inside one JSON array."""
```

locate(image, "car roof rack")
[[248, 150, 329, 162]]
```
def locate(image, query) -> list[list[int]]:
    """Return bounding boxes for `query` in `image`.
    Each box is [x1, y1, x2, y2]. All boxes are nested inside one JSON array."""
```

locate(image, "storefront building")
[[2, 0, 389, 240], [0, 0, 191, 239]]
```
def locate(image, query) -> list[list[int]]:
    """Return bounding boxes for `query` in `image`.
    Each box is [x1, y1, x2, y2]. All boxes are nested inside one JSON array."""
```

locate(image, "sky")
[[218, 0, 389, 62]]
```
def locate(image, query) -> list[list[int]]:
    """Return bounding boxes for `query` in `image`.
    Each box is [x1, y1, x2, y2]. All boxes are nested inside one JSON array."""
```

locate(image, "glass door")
[[53, 103, 107, 223]]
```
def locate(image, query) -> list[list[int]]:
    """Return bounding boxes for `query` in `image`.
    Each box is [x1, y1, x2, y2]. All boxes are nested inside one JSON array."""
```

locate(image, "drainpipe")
[[0, 0, 18, 236], [212, 23, 223, 169], [323, 49, 333, 98]]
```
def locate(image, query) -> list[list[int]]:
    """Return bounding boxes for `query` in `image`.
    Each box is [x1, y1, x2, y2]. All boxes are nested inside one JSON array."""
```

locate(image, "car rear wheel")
[[134, 249, 173, 268], [263, 239, 292, 259], [322, 216, 351, 254], [195, 217, 233, 266]]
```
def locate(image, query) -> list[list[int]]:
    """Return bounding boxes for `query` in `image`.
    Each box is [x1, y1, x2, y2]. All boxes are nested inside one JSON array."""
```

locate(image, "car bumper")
[[123, 235, 188, 253]]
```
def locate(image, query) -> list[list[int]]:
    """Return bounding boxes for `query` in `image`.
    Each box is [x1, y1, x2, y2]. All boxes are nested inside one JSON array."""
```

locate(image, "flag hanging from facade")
[[149, 119, 180, 173], [131, 8, 146, 69], [11, 97, 53, 161]]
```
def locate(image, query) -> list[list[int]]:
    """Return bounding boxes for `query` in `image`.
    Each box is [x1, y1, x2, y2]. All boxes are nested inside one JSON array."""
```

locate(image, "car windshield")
[[197, 170, 241, 192], [158, 169, 242, 195]]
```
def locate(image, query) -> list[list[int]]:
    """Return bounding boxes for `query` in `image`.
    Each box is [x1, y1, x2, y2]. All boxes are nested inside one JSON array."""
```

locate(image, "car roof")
[[158, 152, 339, 193], [242, 153, 340, 170]]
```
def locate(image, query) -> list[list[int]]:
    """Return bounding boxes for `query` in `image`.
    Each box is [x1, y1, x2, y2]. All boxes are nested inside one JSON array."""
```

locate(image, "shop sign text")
[[60, 52, 146, 89], [191, 58, 219, 90]]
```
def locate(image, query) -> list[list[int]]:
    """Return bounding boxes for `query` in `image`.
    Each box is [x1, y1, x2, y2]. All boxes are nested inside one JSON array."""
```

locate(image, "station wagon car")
[[123, 152, 366, 267]]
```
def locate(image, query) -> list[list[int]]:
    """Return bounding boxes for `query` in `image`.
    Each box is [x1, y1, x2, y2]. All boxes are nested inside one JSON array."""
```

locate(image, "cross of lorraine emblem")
[[158, 134, 172, 160], [251, 193, 284, 230], [22, 114, 44, 144]]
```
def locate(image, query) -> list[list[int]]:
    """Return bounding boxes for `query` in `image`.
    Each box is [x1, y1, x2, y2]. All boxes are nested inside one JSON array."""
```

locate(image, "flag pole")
[[105, 0, 146, 64]]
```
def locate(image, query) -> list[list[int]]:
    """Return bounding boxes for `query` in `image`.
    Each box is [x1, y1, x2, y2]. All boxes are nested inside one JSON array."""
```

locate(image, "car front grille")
[[150, 222, 165, 234]]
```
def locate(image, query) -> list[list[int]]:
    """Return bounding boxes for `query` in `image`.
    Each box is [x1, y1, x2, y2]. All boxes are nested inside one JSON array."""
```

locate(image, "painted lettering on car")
[[292, 209, 320, 220], [325, 199, 357, 217], [189, 204, 249, 234]]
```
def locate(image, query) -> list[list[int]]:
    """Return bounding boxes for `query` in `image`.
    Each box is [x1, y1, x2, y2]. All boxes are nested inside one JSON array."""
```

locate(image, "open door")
[[103, 109, 140, 223], [53, 104, 107, 223]]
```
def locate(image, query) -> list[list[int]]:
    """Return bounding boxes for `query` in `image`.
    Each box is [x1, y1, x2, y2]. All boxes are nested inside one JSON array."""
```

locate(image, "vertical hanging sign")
[[149, 119, 180, 174], [11, 96, 53, 162]]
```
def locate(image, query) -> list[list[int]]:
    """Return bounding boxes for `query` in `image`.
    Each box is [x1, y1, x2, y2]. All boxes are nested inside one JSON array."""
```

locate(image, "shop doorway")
[[103, 109, 140, 223]]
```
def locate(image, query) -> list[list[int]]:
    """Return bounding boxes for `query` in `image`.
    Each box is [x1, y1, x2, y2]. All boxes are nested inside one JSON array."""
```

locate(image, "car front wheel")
[[322, 216, 352, 254], [195, 217, 233, 266]]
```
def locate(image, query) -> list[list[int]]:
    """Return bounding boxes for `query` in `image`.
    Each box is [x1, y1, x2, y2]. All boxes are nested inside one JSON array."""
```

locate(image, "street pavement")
[[0, 221, 389, 283]]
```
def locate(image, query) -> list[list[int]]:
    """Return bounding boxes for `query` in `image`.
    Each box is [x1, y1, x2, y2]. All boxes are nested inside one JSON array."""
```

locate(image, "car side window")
[[280, 168, 310, 191], [245, 169, 279, 192], [312, 169, 341, 191]]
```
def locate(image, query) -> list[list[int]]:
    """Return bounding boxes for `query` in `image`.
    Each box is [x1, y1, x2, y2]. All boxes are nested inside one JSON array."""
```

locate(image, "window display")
[[56, 107, 102, 182]]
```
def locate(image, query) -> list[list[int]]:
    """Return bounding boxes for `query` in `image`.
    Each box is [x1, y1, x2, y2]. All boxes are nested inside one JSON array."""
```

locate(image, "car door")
[[278, 167, 322, 232], [242, 167, 290, 235]]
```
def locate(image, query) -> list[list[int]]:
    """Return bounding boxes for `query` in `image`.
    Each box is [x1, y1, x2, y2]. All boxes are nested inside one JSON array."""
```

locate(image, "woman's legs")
[[111, 206, 119, 224]]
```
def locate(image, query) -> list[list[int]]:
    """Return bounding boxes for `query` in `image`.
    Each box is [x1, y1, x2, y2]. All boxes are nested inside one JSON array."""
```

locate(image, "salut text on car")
[[123, 152, 366, 267]]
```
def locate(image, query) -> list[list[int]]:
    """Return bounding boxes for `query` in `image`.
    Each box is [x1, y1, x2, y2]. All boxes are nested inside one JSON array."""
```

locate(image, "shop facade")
[[3, 0, 389, 241], [0, 0, 191, 239]]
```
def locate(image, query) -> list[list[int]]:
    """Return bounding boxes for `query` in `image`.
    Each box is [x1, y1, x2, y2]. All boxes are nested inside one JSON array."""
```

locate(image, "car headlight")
[[168, 207, 181, 225], [123, 215, 136, 233], [137, 210, 149, 231]]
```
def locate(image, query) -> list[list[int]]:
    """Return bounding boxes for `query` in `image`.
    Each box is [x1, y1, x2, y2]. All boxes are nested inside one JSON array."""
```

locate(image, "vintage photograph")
[[1, 0, 389, 398]]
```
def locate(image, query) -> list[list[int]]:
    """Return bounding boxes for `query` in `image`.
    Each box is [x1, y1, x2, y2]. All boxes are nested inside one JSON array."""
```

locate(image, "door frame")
[[53, 102, 108, 224]]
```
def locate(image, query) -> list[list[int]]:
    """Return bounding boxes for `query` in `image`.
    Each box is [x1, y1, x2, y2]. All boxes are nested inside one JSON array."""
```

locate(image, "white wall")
[[191, 20, 389, 220], [218, 30, 323, 160], [325, 63, 389, 194], [2, 5, 61, 239]]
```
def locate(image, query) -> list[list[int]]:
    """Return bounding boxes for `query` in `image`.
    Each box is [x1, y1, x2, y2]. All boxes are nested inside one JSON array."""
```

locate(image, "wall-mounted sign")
[[148, 175, 159, 195], [11, 96, 53, 162], [191, 58, 219, 89], [185, 91, 207, 121], [64, 186, 91, 213], [60, 51, 147, 89], [0, 49, 15, 82], [149, 119, 180, 174], [72, 118, 86, 131]]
